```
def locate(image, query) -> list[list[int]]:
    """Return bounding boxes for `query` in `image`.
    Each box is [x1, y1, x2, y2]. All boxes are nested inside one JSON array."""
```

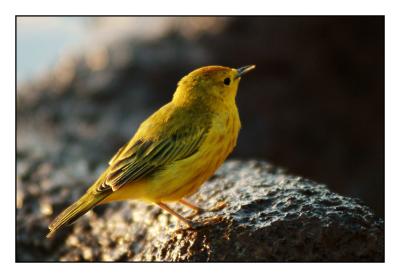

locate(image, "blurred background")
[[17, 16, 384, 244]]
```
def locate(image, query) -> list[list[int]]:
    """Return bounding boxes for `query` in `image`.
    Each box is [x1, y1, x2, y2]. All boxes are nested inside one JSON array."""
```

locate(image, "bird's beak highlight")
[[235, 65, 256, 79]]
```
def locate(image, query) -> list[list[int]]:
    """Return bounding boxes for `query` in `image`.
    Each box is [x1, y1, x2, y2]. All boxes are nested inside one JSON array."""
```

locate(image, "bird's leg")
[[156, 202, 195, 228], [179, 199, 205, 215]]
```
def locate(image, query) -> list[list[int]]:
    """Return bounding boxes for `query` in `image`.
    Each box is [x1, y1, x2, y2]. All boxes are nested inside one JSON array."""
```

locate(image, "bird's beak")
[[235, 65, 256, 79]]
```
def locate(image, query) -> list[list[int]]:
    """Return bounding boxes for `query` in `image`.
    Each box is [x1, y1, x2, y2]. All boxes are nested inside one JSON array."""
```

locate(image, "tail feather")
[[47, 192, 108, 238]]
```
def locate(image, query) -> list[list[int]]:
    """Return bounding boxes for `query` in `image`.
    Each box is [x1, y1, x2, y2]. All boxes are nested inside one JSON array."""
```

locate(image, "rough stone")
[[16, 160, 383, 262]]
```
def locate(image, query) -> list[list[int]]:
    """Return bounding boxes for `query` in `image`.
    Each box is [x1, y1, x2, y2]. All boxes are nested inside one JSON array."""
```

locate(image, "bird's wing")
[[108, 142, 128, 165], [98, 122, 210, 192]]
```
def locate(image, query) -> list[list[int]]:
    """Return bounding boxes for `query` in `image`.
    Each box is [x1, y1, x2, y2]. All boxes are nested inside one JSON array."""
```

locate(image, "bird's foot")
[[208, 200, 227, 212], [179, 199, 205, 217], [181, 199, 227, 219]]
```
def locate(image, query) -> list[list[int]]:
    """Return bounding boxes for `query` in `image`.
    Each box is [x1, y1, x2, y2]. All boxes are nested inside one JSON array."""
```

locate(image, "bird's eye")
[[223, 77, 231, 86]]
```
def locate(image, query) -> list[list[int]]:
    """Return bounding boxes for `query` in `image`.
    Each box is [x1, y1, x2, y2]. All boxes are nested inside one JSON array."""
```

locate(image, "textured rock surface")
[[17, 160, 383, 262]]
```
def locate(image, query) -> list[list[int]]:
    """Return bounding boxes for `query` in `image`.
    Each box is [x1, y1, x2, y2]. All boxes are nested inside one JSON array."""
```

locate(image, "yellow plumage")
[[47, 65, 255, 238]]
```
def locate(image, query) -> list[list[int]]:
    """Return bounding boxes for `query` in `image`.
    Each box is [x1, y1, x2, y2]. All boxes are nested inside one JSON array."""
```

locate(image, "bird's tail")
[[46, 191, 108, 238]]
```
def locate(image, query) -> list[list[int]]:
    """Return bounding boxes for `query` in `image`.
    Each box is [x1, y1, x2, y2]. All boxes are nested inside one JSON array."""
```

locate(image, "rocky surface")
[[17, 160, 384, 262]]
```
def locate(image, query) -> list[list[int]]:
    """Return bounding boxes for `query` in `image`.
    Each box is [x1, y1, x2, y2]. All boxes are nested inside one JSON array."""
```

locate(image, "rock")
[[16, 160, 383, 262]]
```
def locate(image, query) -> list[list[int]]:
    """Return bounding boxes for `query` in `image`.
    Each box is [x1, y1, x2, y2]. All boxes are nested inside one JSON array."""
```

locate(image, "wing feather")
[[99, 122, 210, 192]]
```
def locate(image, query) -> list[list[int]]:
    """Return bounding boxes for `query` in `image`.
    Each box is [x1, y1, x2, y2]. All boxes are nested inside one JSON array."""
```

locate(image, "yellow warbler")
[[47, 65, 255, 238]]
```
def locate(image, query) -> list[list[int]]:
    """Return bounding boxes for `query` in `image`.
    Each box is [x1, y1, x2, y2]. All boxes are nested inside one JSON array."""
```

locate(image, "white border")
[[2, 0, 398, 277]]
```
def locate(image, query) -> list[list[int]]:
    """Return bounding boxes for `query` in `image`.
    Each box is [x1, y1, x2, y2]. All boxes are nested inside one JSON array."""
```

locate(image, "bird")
[[47, 65, 255, 238]]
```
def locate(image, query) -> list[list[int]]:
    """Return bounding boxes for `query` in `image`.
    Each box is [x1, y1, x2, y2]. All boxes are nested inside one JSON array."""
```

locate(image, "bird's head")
[[172, 65, 255, 110]]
